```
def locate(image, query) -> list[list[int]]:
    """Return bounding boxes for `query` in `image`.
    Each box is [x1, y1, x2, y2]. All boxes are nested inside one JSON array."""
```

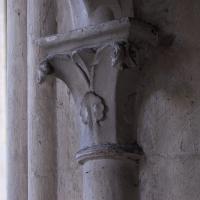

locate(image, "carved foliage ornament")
[[80, 92, 105, 127], [111, 42, 138, 69], [38, 42, 138, 130]]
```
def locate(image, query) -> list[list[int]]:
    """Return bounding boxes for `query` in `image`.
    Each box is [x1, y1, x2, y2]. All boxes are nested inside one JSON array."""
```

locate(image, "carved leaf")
[[38, 60, 54, 84], [80, 92, 105, 128]]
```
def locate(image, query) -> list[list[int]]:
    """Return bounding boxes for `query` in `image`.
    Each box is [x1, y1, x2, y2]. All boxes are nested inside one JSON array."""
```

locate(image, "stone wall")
[[55, 0, 200, 200], [0, 1, 6, 199], [135, 1, 200, 199], [7, 0, 200, 199]]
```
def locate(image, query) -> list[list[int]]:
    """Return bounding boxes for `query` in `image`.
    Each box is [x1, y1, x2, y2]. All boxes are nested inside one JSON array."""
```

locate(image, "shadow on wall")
[[137, 44, 200, 199]]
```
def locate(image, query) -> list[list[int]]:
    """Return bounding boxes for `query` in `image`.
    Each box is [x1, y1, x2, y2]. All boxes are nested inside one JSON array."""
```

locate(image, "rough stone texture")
[[56, 1, 82, 199], [7, 0, 200, 200], [0, 1, 6, 199], [57, 0, 134, 30], [133, 1, 200, 199], [7, 0, 28, 199], [55, 1, 138, 200], [55, 1, 200, 200], [27, 0, 57, 199], [56, 80, 83, 200], [83, 160, 139, 200]]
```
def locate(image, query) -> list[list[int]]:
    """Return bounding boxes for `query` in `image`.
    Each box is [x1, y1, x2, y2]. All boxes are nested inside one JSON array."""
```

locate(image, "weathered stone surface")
[[67, 0, 134, 28], [83, 159, 139, 200], [133, 1, 200, 199], [7, 0, 28, 199], [137, 47, 200, 200], [38, 9, 158, 200], [56, 84, 83, 200], [38, 18, 158, 148], [56, 2, 83, 199], [11, 0, 200, 200], [54, 1, 200, 200], [27, 0, 57, 199]]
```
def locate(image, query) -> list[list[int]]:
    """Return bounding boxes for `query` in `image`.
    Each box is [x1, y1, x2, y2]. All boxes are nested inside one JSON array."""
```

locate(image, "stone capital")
[[37, 17, 158, 164]]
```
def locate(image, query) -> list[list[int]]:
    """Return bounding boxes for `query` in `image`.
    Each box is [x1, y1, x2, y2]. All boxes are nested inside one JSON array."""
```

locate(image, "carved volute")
[[37, 17, 158, 164]]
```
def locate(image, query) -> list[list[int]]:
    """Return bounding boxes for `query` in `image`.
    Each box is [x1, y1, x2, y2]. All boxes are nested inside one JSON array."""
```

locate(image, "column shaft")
[[27, 0, 57, 199], [83, 159, 139, 200], [7, 0, 27, 199]]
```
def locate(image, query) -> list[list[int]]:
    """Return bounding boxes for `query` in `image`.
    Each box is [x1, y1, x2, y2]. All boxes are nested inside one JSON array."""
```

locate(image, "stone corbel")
[[37, 17, 158, 164]]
